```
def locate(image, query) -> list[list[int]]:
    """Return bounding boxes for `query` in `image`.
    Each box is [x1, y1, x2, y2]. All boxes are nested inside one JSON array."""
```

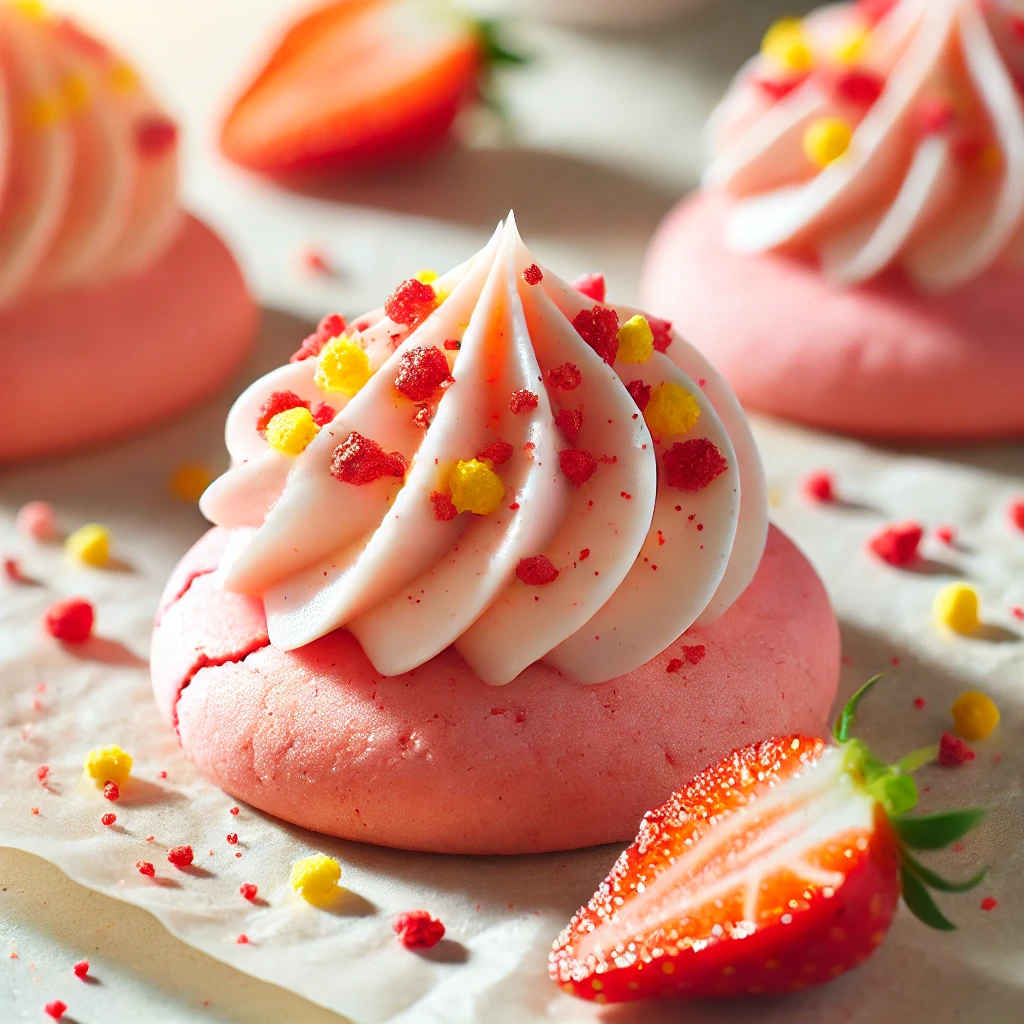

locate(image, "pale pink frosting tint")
[[200, 217, 768, 686], [706, 0, 1024, 290], [0, 5, 180, 309]]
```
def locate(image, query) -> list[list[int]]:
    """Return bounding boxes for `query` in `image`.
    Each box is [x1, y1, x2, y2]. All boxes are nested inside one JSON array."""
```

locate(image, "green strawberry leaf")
[[871, 773, 919, 816], [834, 674, 884, 743], [476, 20, 530, 67], [901, 865, 957, 930], [892, 810, 986, 851], [902, 851, 987, 893]]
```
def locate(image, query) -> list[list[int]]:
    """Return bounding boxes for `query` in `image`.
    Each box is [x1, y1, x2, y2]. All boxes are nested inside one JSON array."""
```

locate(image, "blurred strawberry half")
[[221, 0, 523, 173], [551, 676, 987, 1003]]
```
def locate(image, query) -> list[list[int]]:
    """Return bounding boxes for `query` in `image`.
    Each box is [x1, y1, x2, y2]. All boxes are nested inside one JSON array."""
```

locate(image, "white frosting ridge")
[[201, 216, 768, 686]]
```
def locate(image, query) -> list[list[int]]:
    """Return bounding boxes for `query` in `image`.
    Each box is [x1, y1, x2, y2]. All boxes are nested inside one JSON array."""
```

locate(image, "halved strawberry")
[[220, 1, 523, 173], [551, 677, 986, 1003]]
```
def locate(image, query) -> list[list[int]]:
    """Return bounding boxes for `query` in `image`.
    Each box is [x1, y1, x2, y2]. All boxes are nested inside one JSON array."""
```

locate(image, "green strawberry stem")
[[833, 676, 987, 930]]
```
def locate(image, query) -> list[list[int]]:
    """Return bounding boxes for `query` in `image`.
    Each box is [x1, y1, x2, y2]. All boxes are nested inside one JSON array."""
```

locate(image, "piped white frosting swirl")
[[201, 217, 767, 686], [706, 0, 1024, 291]]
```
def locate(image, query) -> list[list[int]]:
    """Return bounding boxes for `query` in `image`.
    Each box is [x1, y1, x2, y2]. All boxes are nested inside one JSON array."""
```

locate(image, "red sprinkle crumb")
[[752, 73, 804, 101], [1009, 499, 1024, 532], [443, 339, 461, 351], [559, 449, 598, 488], [3, 557, 22, 582], [981, 897, 998, 911], [229, 806, 240, 815], [239, 883, 258, 902], [522, 263, 543, 285], [36, 765, 50, 786], [914, 697, 927, 709], [663, 439, 728, 493], [516, 555, 559, 586], [256, 391, 307, 435], [31, 807, 39, 815], [1012, 607, 1024, 621], [43, 597, 95, 644], [290, 313, 346, 363], [330, 432, 408, 486], [572, 306, 620, 365], [579, 548, 590, 561], [917, 96, 958, 136], [571, 273, 606, 302], [430, 491, 458, 522], [599, 455, 618, 464], [478, 439, 514, 465], [73, 960, 89, 980], [509, 389, 539, 414], [547, 362, 582, 391], [311, 402, 336, 427], [135, 115, 178, 157], [158, 771, 167, 780], [802, 470, 835, 503], [939, 731, 976, 767], [509, 502, 520, 511], [868, 521, 923, 567], [226, 833, 238, 845], [648, 315, 673, 353], [302, 247, 332, 274], [682, 644, 706, 665], [394, 346, 453, 402], [385, 279, 438, 328], [167, 845, 194, 868], [666, 658, 684, 674], [237, 934, 250, 945], [44, 1001, 67, 1021], [100, 813, 116, 827], [934, 525, 956, 545], [103, 781, 120, 801], [555, 408, 584, 443], [393, 910, 445, 950], [137, 861, 155, 877], [626, 379, 651, 411], [834, 68, 884, 106]]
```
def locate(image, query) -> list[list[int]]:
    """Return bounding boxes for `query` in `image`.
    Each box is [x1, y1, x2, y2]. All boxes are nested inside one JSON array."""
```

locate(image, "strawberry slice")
[[551, 677, 986, 1003], [220, 1, 522, 173]]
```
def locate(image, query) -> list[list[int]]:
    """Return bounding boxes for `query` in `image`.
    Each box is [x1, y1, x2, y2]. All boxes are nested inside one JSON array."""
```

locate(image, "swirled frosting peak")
[[0, 3, 180, 310], [706, 0, 1024, 291], [201, 216, 767, 686]]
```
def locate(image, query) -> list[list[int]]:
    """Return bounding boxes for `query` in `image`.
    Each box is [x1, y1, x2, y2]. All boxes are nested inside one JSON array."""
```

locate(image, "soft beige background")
[[2, 1, 1023, 1022]]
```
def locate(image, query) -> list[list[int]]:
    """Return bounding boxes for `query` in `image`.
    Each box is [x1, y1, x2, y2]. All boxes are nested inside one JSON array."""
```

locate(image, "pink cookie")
[[0, 214, 256, 462], [642, 191, 1024, 441], [151, 524, 839, 855]]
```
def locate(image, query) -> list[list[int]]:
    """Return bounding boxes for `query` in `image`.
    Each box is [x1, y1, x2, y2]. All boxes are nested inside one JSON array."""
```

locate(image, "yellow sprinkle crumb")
[[951, 691, 999, 741], [761, 17, 814, 74], [61, 72, 92, 114], [26, 94, 64, 129], [933, 582, 979, 634], [290, 854, 341, 901], [265, 407, 320, 456], [644, 382, 701, 437], [832, 23, 870, 65], [616, 315, 654, 364], [414, 269, 438, 284], [804, 117, 853, 168], [83, 744, 133, 785], [591, 979, 604, 991], [65, 523, 110, 567], [168, 463, 214, 503], [449, 459, 505, 516], [108, 63, 138, 95], [314, 335, 372, 396], [12, 1, 47, 19], [432, 280, 452, 304]]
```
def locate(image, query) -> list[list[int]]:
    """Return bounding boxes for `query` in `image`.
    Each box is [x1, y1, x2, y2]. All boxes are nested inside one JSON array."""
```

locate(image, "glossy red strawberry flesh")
[[550, 736, 901, 1002]]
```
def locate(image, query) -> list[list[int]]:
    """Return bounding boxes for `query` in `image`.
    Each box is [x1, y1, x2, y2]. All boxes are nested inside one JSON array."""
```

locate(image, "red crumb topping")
[[73, 960, 89, 980], [478, 439, 514, 465], [237, 934, 250, 945], [802, 470, 835, 503], [430, 491, 458, 522], [663, 438, 728, 493], [45, 1001, 67, 1021], [934, 525, 956, 545], [311, 401, 336, 427], [522, 264, 543, 285], [1010, 499, 1024, 532], [559, 449, 598, 488], [555, 408, 584, 443], [666, 658, 684, 673], [330, 432, 408, 486], [36, 765, 50, 785], [239, 883, 258, 901], [443, 339, 461, 350], [916, 97, 957, 136], [579, 548, 590, 560], [103, 781, 120, 802], [393, 910, 445, 949], [257, 391, 308, 435], [135, 116, 178, 157], [682, 644, 706, 664], [751, 73, 805, 101], [394, 346, 452, 402], [981, 897, 998, 911], [303, 247, 332, 274], [626, 379, 651, 411], [516, 555, 559, 586], [572, 306, 620, 365], [547, 362, 582, 391], [3, 557, 21, 581], [385, 279, 438, 328], [914, 697, 927, 709], [290, 313, 346, 363], [572, 273, 606, 302], [136, 861, 155, 877], [939, 732, 976, 767], [868, 521, 923, 567], [43, 597, 94, 644], [834, 68, 884, 106], [226, 833, 238, 845], [230, 806, 240, 815], [648, 315, 673, 353], [167, 845, 194, 868], [101, 813, 116, 826], [509, 389, 539, 414]]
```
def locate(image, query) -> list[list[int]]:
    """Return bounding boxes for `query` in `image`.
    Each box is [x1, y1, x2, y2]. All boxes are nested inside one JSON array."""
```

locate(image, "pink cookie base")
[[0, 215, 257, 462], [151, 525, 840, 855], [641, 191, 1024, 441]]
